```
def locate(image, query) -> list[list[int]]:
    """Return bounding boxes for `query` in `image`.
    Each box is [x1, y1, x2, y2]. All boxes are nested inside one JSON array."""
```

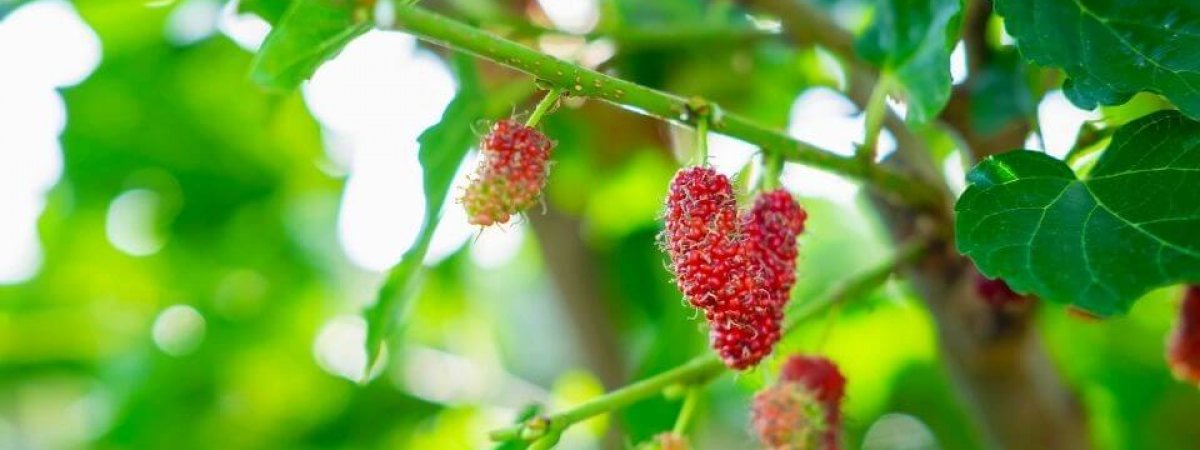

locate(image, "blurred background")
[[1, 0, 1198, 448]]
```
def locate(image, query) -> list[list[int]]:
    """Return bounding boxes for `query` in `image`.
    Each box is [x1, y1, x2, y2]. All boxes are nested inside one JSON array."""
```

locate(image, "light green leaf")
[[250, 0, 371, 90], [362, 53, 484, 373], [955, 110, 1200, 316], [995, 0, 1200, 119], [856, 0, 964, 125]]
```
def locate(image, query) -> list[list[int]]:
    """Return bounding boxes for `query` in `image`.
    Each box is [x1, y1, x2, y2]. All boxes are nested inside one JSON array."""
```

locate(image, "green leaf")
[[855, 0, 964, 125], [995, 0, 1200, 119], [250, 0, 371, 90], [239, 0, 293, 25], [362, 52, 484, 373], [955, 110, 1200, 316]]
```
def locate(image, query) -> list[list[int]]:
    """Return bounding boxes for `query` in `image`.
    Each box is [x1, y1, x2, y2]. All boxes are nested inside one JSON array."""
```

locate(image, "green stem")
[[488, 236, 930, 443], [384, 4, 940, 207], [672, 386, 702, 435], [860, 75, 891, 166], [488, 355, 725, 442], [761, 150, 783, 191], [525, 88, 563, 127]]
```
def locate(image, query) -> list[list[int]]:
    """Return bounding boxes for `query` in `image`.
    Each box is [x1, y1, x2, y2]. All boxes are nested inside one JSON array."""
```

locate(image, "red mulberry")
[[663, 171, 807, 370], [1167, 286, 1200, 384], [743, 188, 808, 309], [663, 166, 740, 310], [461, 120, 555, 226], [752, 355, 846, 450], [752, 382, 827, 450]]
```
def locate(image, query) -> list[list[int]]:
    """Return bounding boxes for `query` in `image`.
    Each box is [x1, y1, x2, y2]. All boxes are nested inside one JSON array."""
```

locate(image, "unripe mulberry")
[[767, 355, 846, 450], [1167, 286, 1200, 384], [461, 120, 555, 226], [752, 380, 828, 450], [779, 356, 846, 408]]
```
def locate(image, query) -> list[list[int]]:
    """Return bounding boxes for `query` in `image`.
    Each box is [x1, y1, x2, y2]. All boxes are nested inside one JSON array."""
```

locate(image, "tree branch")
[[381, 4, 941, 207], [488, 237, 929, 443]]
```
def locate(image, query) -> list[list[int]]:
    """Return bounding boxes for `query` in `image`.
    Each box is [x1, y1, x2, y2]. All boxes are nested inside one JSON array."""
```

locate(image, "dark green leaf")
[[955, 110, 1200, 316], [856, 0, 964, 124], [995, 0, 1200, 118], [363, 53, 484, 372], [250, 0, 371, 90]]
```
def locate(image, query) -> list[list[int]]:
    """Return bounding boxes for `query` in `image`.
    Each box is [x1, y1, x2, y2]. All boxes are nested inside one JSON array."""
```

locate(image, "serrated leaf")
[[250, 0, 371, 90], [856, 0, 964, 124], [995, 0, 1200, 119], [362, 53, 484, 373], [955, 110, 1200, 316]]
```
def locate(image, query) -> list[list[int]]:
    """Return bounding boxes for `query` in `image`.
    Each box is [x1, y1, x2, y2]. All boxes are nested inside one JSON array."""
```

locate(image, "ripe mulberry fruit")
[[1167, 286, 1200, 384], [663, 173, 807, 370], [743, 188, 807, 309], [461, 120, 555, 226], [709, 303, 783, 370], [663, 166, 740, 311], [751, 355, 847, 450]]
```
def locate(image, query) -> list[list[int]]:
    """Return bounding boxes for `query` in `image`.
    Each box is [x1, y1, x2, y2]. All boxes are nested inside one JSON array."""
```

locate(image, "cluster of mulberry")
[[461, 120, 555, 226], [752, 355, 846, 450], [663, 167, 807, 369]]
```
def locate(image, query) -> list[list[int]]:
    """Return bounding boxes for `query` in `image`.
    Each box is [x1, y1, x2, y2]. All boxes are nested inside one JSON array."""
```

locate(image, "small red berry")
[[461, 120, 555, 226], [752, 382, 827, 450], [743, 188, 807, 309], [1167, 286, 1200, 384], [771, 355, 846, 449], [663, 166, 740, 311]]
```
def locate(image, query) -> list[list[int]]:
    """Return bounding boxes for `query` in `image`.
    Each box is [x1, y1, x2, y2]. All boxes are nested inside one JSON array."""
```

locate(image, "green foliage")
[[363, 53, 484, 371], [856, 0, 963, 124], [956, 111, 1200, 316], [995, 0, 1200, 118], [250, 0, 371, 90]]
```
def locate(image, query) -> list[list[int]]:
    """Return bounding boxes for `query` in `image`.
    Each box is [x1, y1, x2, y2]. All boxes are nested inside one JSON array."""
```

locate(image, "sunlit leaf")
[[362, 52, 483, 372], [855, 0, 964, 124], [955, 110, 1200, 316], [995, 0, 1200, 118], [250, 0, 371, 90]]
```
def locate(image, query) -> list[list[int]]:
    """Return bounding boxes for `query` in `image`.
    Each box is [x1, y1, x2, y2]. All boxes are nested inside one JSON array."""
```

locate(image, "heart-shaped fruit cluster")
[[663, 166, 807, 369]]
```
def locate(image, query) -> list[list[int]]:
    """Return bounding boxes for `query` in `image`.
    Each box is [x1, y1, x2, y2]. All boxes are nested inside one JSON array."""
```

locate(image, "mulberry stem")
[[525, 88, 563, 128]]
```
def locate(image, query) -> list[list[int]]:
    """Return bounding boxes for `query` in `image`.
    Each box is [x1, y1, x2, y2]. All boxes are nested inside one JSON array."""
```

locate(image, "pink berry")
[[461, 120, 555, 226]]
